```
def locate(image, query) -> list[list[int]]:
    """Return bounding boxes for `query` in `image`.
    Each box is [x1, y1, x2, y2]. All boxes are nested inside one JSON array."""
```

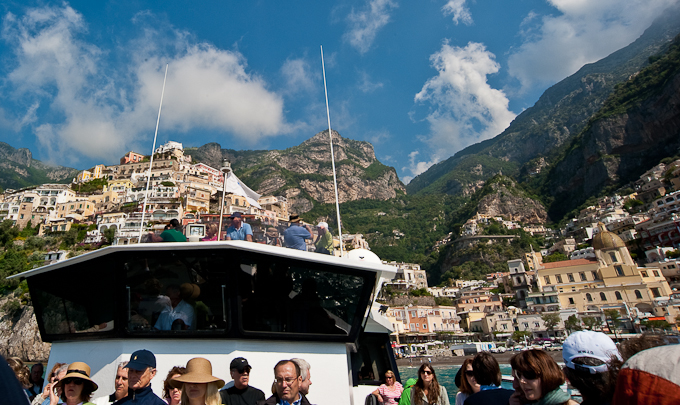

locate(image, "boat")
[[10, 241, 399, 405]]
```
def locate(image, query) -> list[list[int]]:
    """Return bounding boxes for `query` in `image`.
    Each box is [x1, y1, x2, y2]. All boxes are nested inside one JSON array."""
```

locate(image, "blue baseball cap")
[[125, 349, 157, 371]]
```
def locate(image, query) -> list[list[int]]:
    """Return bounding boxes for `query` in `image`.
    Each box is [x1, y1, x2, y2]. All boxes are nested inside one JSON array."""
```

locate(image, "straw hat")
[[180, 283, 201, 300], [56, 362, 99, 391], [170, 358, 224, 388]]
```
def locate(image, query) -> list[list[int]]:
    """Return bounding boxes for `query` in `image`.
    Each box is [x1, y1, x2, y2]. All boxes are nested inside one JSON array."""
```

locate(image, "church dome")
[[592, 223, 626, 250]]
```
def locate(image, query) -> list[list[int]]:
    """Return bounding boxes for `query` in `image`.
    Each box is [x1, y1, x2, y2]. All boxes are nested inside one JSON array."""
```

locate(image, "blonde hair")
[[180, 382, 221, 405]]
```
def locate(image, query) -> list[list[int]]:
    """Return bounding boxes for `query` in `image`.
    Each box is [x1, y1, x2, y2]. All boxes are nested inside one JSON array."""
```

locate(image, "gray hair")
[[291, 358, 310, 381], [56, 364, 69, 375], [117, 361, 129, 370]]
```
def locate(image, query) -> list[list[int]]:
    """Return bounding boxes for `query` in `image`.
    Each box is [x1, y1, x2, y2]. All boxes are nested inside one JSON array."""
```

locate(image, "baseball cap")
[[230, 357, 251, 373], [125, 349, 157, 371], [229, 212, 243, 219], [563, 331, 621, 373]]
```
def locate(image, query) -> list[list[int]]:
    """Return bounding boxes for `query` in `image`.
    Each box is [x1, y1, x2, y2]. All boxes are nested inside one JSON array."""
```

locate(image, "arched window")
[[586, 293, 593, 302], [615, 291, 622, 300], [635, 290, 643, 299], [600, 292, 607, 301]]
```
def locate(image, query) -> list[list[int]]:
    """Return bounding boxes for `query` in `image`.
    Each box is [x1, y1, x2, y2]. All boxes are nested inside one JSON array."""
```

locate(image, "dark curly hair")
[[163, 366, 188, 399]]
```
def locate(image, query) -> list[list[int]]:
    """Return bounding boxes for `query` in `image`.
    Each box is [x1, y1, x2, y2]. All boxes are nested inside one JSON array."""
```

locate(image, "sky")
[[0, 0, 677, 184]]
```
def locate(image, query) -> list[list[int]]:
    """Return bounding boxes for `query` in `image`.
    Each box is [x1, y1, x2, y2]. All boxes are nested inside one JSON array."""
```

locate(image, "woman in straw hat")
[[55, 362, 99, 405], [170, 358, 224, 405]]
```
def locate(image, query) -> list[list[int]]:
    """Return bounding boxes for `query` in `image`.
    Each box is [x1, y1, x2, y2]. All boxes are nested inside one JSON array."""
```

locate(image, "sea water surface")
[[398, 365, 514, 404]]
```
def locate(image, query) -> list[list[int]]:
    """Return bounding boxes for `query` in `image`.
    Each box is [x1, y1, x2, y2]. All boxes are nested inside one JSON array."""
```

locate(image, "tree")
[[642, 319, 671, 332], [564, 315, 582, 333], [512, 330, 532, 343], [543, 252, 568, 263], [582, 317, 602, 330], [604, 309, 621, 339], [103, 227, 116, 245], [542, 313, 561, 335], [434, 296, 453, 306]]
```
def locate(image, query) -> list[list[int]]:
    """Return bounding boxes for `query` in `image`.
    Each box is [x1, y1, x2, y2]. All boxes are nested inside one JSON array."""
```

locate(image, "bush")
[[1, 299, 20, 317]]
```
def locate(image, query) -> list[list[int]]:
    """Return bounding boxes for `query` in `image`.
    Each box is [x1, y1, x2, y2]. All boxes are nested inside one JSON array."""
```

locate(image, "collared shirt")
[[154, 299, 195, 330], [283, 225, 311, 250], [226, 223, 253, 241], [278, 394, 302, 405]]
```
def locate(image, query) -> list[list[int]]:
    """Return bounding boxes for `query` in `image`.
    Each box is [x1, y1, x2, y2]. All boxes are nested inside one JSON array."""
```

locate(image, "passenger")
[[201, 223, 219, 241], [220, 357, 265, 405], [313, 222, 333, 255], [225, 212, 253, 241], [1, 354, 31, 405], [92, 362, 129, 405], [454, 358, 480, 405], [161, 366, 187, 405], [464, 352, 513, 405], [28, 363, 45, 400], [397, 378, 417, 405], [169, 358, 224, 405], [611, 343, 680, 404], [7, 357, 33, 400], [264, 227, 282, 247], [55, 362, 98, 405], [160, 219, 187, 242], [31, 363, 67, 405], [283, 215, 313, 251], [154, 284, 195, 331], [509, 349, 576, 405], [114, 349, 165, 405], [291, 358, 312, 395], [562, 331, 621, 405], [371, 370, 403, 405], [407, 364, 448, 405], [257, 360, 311, 405]]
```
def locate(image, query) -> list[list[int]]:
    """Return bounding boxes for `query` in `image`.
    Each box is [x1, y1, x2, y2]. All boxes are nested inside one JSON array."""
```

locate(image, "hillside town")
[[1, 142, 680, 358]]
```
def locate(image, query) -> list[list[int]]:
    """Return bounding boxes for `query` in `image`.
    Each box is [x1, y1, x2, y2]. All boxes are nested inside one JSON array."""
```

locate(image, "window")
[[534, 322, 540, 327], [568, 298, 575, 305], [609, 252, 618, 263], [422, 324, 427, 329], [600, 292, 607, 301], [592, 271, 598, 280], [556, 275, 563, 283], [586, 293, 593, 302], [653, 270, 660, 277], [615, 291, 622, 300], [523, 322, 529, 328], [651, 288, 661, 298], [544, 276, 551, 285], [635, 290, 643, 299], [640, 270, 649, 277], [568, 274, 575, 282], [503, 324, 508, 330], [580, 272, 587, 281], [615, 266, 624, 276]]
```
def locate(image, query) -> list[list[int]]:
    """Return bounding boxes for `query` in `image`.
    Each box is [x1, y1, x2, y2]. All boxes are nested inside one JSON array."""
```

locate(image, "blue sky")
[[0, 0, 677, 183]]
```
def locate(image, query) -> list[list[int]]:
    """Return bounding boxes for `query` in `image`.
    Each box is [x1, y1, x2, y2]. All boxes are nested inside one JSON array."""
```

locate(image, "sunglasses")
[[385, 376, 394, 379], [421, 370, 433, 375], [63, 378, 84, 385], [465, 371, 475, 377], [514, 370, 538, 381]]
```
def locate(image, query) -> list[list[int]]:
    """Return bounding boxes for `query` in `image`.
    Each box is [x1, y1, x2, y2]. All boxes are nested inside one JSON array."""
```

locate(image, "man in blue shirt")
[[226, 212, 253, 241], [283, 215, 313, 251]]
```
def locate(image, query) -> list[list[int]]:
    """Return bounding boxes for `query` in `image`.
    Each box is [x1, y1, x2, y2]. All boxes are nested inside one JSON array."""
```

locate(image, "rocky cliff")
[[186, 130, 406, 214], [0, 141, 79, 191], [0, 295, 50, 361], [545, 34, 680, 219], [476, 178, 548, 224]]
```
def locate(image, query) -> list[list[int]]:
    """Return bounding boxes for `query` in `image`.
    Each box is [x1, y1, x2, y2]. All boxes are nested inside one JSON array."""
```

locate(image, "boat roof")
[[9, 241, 397, 280]]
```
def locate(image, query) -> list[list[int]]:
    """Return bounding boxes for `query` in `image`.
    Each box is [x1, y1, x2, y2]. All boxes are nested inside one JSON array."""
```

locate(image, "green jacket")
[[398, 378, 418, 405]]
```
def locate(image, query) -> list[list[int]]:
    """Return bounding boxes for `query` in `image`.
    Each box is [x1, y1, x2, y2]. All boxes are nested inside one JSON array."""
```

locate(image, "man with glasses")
[[220, 357, 265, 405], [114, 350, 165, 405], [258, 360, 311, 405]]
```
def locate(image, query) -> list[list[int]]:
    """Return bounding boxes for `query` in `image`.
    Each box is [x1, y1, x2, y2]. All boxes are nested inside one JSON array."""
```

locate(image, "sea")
[[398, 364, 515, 404]]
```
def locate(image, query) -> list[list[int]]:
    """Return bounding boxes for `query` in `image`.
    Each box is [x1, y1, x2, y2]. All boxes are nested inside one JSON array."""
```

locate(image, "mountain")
[[406, 4, 680, 209], [543, 33, 680, 219], [0, 142, 79, 191], [185, 130, 406, 214]]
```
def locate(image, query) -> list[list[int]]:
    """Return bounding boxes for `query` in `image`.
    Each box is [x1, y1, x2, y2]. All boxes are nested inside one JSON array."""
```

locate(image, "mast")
[[320, 46, 343, 256], [138, 64, 168, 243]]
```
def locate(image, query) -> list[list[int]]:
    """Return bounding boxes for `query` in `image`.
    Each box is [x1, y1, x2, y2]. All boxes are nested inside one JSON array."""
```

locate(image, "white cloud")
[[508, 0, 678, 92], [281, 57, 316, 94], [407, 41, 515, 180], [357, 71, 384, 93], [366, 129, 390, 145], [442, 0, 473, 25], [344, 0, 398, 54], [401, 151, 440, 184], [1, 4, 290, 165]]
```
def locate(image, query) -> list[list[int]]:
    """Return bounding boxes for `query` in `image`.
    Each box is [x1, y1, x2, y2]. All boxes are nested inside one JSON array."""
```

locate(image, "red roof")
[[541, 258, 598, 269]]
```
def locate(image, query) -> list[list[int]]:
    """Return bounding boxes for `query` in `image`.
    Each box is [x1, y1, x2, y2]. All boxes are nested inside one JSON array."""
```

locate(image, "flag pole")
[[320, 46, 343, 256], [138, 64, 168, 243]]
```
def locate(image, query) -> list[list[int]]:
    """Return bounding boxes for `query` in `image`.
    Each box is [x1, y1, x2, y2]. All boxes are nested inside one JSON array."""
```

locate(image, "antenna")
[[138, 64, 168, 243], [320, 46, 343, 256]]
